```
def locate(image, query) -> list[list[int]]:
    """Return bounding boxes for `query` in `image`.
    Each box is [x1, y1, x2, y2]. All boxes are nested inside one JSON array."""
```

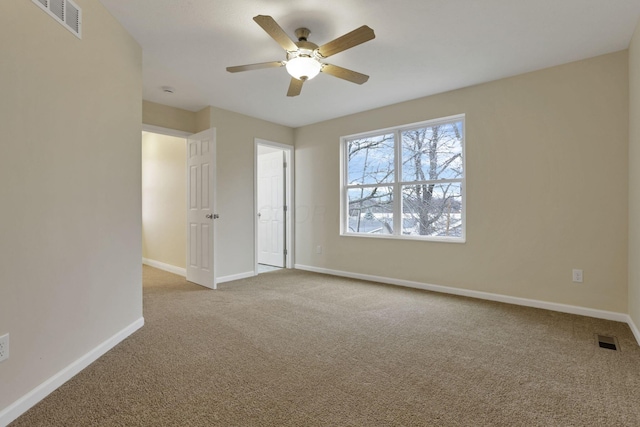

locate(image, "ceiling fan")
[[227, 15, 375, 97]]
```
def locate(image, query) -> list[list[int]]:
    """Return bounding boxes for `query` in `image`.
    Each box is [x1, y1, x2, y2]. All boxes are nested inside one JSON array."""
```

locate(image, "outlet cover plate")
[[572, 269, 583, 283]]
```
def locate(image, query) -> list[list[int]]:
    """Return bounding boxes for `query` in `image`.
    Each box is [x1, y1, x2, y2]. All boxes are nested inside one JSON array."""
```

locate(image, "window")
[[341, 115, 465, 242]]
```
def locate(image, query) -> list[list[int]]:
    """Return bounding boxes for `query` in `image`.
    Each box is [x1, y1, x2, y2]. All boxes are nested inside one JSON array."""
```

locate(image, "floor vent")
[[596, 335, 618, 351], [32, 0, 82, 39]]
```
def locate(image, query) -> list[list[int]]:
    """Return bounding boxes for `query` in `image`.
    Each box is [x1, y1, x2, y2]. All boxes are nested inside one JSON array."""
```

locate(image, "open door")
[[186, 129, 217, 289]]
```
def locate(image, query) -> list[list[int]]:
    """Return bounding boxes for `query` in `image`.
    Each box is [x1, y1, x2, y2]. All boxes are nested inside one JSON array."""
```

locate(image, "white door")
[[257, 150, 285, 267], [186, 129, 217, 289]]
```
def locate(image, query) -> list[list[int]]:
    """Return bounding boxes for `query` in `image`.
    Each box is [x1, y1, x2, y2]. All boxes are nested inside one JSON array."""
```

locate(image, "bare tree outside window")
[[347, 134, 395, 234], [401, 122, 463, 237], [344, 116, 464, 240]]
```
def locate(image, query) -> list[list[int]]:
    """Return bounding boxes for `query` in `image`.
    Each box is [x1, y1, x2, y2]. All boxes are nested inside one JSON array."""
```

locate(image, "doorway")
[[141, 128, 189, 276], [255, 139, 293, 274], [141, 125, 217, 289]]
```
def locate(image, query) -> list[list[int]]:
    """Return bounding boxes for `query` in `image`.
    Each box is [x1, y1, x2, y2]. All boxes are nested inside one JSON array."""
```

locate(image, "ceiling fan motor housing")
[[294, 27, 311, 42]]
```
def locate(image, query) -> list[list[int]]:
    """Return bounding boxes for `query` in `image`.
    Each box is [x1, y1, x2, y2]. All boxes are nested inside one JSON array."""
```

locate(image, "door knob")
[[206, 214, 213, 219]]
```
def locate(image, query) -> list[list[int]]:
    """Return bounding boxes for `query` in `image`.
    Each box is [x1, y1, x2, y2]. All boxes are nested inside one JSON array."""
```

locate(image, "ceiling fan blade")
[[253, 15, 298, 52], [226, 61, 284, 73], [317, 25, 375, 58], [321, 64, 369, 84], [287, 77, 304, 97]]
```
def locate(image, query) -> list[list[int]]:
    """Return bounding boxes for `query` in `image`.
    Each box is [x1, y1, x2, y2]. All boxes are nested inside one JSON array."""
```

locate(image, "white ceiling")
[[98, 0, 640, 128]]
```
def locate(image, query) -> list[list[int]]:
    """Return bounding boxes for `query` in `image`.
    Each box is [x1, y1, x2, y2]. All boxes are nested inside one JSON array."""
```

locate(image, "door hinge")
[[283, 205, 288, 212], [284, 162, 287, 168], [284, 249, 288, 255]]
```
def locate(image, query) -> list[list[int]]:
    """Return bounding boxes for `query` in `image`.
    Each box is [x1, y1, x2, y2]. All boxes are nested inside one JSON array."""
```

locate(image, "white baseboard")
[[626, 315, 640, 346], [142, 258, 186, 277], [142, 259, 256, 285], [0, 317, 144, 427], [218, 271, 256, 284], [295, 264, 633, 326]]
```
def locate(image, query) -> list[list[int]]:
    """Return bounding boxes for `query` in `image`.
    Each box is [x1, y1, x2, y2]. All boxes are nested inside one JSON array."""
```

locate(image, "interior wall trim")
[[218, 271, 256, 284], [627, 315, 640, 346], [142, 259, 254, 284], [142, 258, 186, 277], [0, 318, 144, 427], [294, 264, 639, 345], [142, 124, 192, 138]]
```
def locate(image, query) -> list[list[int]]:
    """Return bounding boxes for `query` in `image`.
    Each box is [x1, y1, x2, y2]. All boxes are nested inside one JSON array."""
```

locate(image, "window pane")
[[347, 134, 395, 185], [401, 121, 463, 182], [401, 182, 462, 237], [348, 187, 393, 234]]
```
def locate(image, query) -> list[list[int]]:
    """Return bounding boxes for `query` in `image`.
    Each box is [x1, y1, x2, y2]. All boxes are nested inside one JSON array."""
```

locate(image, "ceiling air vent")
[[32, 0, 82, 39]]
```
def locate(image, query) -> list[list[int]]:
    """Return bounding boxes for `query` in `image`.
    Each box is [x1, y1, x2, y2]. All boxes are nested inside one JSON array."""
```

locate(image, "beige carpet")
[[12, 266, 640, 426]]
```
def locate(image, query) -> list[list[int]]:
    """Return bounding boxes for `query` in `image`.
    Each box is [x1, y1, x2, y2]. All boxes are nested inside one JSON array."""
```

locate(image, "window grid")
[[342, 114, 465, 242]]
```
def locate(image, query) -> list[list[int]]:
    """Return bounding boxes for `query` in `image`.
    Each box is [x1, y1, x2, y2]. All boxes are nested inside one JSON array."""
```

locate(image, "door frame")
[[142, 124, 192, 139], [142, 124, 217, 287], [254, 139, 294, 273]]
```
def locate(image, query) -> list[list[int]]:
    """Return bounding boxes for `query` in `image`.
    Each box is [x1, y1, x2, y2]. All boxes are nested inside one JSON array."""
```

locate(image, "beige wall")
[[629, 20, 640, 328], [142, 102, 211, 134], [141, 104, 294, 278], [0, 0, 142, 415], [295, 51, 629, 313], [195, 107, 212, 133], [143, 100, 197, 134], [208, 107, 295, 277], [142, 133, 187, 268]]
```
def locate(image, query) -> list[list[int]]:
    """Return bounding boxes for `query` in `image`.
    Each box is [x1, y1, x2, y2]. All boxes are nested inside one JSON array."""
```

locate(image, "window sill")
[[340, 232, 466, 244]]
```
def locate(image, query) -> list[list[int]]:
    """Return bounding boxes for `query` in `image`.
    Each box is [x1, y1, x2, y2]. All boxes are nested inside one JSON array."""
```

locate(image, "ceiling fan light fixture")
[[285, 56, 322, 81]]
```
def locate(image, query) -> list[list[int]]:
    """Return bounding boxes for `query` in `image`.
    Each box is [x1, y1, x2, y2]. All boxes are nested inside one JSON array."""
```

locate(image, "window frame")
[[340, 114, 466, 243]]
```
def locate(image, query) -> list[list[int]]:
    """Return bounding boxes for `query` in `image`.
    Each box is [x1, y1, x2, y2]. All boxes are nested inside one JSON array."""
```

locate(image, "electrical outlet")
[[572, 269, 583, 283], [0, 334, 9, 362]]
